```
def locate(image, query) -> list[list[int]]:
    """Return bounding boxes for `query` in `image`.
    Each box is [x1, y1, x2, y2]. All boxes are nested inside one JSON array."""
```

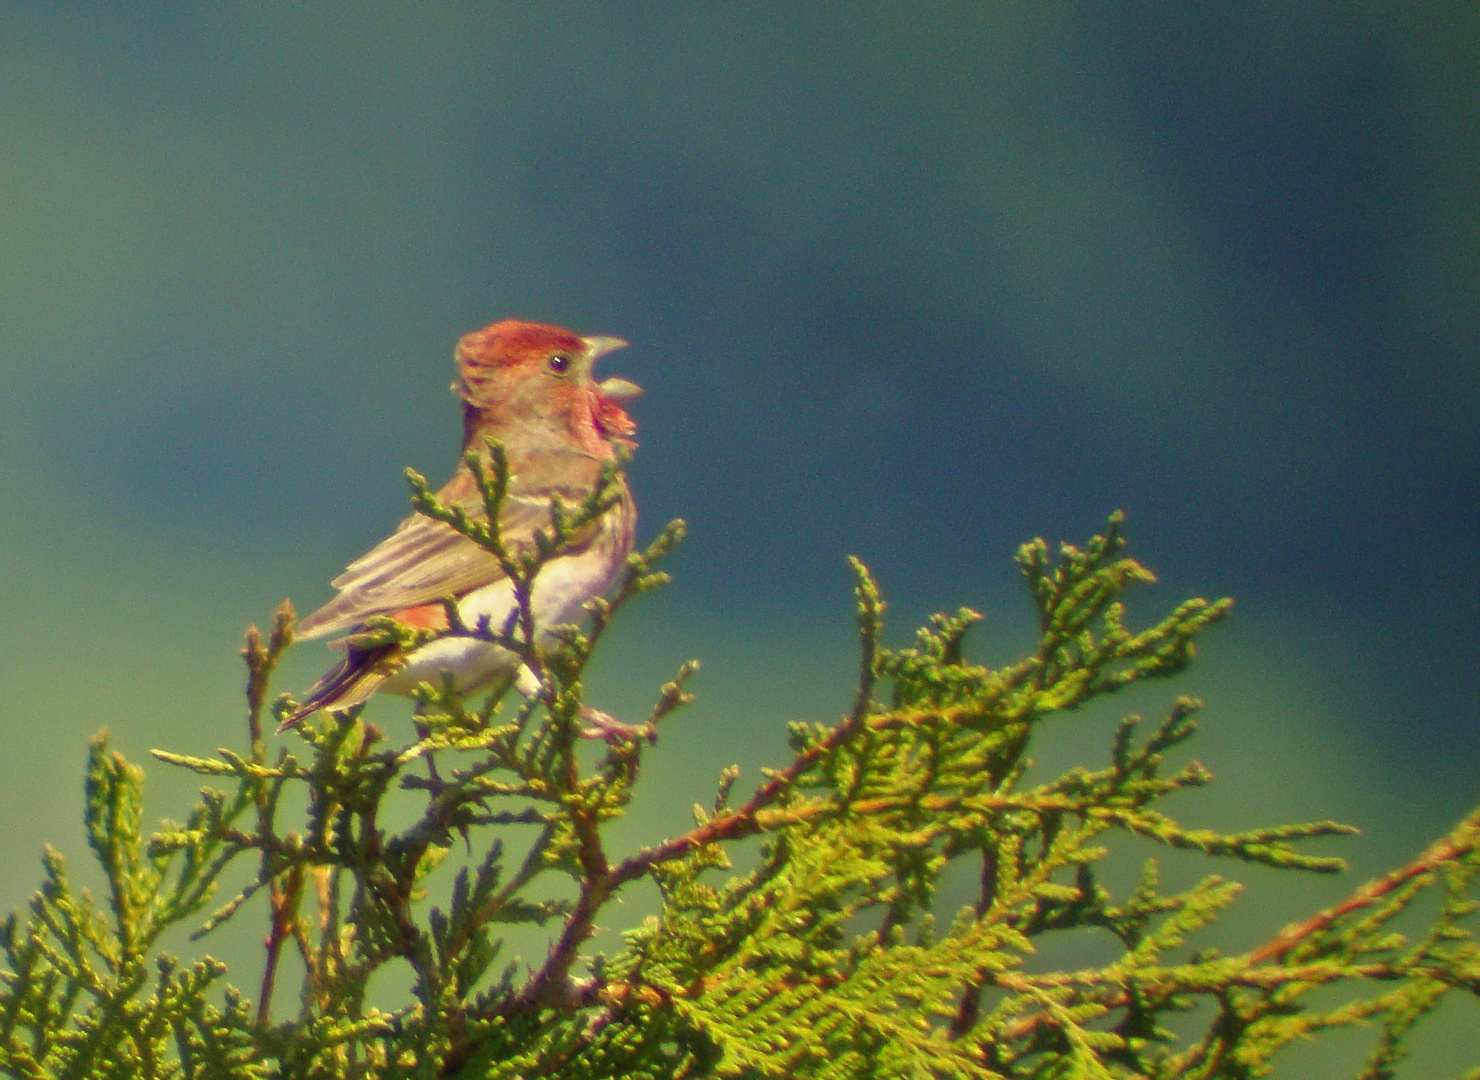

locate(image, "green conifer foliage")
[[2, 451, 1476, 1078]]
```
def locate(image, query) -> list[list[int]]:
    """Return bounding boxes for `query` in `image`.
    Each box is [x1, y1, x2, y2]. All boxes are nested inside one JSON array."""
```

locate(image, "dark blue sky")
[[1, 9, 1476, 1012]]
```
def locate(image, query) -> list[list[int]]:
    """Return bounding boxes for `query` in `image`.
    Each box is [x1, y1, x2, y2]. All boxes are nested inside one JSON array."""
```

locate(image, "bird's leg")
[[579, 706, 654, 746], [513, 665, 651, 745]]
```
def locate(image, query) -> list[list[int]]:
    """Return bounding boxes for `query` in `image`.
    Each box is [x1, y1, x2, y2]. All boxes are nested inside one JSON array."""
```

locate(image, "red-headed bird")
[[281, 319, 641, 730]]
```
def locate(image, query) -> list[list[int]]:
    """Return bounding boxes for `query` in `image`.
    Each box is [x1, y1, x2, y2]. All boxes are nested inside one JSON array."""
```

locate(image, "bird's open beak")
[[584, 335, 643, 403], [597, 376, 643, 402], [583, 335, 629, 361]]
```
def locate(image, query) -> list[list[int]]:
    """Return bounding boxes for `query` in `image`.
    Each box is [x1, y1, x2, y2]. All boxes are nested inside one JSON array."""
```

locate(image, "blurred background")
[[1, 4, 1477, 1070]]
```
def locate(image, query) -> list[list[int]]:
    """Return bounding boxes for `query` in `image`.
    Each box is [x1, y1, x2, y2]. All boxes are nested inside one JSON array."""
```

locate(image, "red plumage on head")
[[453, 320, 587, 406], [451, 319, 638, 457]]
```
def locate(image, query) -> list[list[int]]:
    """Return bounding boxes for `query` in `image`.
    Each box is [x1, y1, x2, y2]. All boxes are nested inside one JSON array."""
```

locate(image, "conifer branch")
[[1248, 803, 1480, 966], [4, 495, 1476, 1078]]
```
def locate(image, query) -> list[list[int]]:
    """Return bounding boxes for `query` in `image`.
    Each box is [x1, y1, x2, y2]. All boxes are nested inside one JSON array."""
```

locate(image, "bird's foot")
[[579, 706, 655, 745]]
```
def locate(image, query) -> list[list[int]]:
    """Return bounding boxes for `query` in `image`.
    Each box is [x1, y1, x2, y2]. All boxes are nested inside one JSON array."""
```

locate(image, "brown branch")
[[257, 863, 303, 1025], [459, 563, 884, 1061], [949, 845, 1001, 1039], [986, 805, 1480, 1045], [1247, 804, 1480, 966], [998, 960, 1414, 995], [601, 699, 1081, 895], [511, 756, 614, 1013], [241, 602, 296, 1025], [608, 705, 873, 891]]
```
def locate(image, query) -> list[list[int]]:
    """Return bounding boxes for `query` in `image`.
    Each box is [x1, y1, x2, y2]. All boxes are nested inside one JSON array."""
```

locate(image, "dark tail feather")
[[278, 644, 396, 730]]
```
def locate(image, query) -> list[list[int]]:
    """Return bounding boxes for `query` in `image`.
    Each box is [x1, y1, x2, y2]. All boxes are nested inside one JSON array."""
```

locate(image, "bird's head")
[[452, 319, 642, 457]]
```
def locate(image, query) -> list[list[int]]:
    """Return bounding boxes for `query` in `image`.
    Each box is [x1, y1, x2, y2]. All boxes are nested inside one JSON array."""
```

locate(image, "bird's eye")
[[547, 353, 572, 374]]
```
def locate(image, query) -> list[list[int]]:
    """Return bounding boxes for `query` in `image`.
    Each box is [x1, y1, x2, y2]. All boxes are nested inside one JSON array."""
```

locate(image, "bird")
[[280, 319, 641, 731]]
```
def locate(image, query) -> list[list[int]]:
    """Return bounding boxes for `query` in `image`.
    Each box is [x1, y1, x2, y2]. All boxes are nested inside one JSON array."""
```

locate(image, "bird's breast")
[[380, 519, 631, 698]]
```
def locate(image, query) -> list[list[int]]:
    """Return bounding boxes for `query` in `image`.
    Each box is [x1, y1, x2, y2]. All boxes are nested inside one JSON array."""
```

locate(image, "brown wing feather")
[[295, 450, 613, 640]]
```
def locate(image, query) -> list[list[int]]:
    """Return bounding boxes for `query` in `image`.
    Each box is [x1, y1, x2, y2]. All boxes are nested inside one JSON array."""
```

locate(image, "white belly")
[[379, 541, 623, 699]]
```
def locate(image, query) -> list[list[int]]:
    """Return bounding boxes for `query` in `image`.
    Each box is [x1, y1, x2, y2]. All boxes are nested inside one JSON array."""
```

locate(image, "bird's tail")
[[278, 644, 396, 730]]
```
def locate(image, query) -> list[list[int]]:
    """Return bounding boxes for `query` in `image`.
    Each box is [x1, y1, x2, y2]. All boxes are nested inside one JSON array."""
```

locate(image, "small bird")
[[280, 319, 641, 730]]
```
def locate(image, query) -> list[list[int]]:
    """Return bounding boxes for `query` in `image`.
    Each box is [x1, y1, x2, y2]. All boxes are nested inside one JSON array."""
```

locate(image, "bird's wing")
[[295, 455, 612, 640]]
